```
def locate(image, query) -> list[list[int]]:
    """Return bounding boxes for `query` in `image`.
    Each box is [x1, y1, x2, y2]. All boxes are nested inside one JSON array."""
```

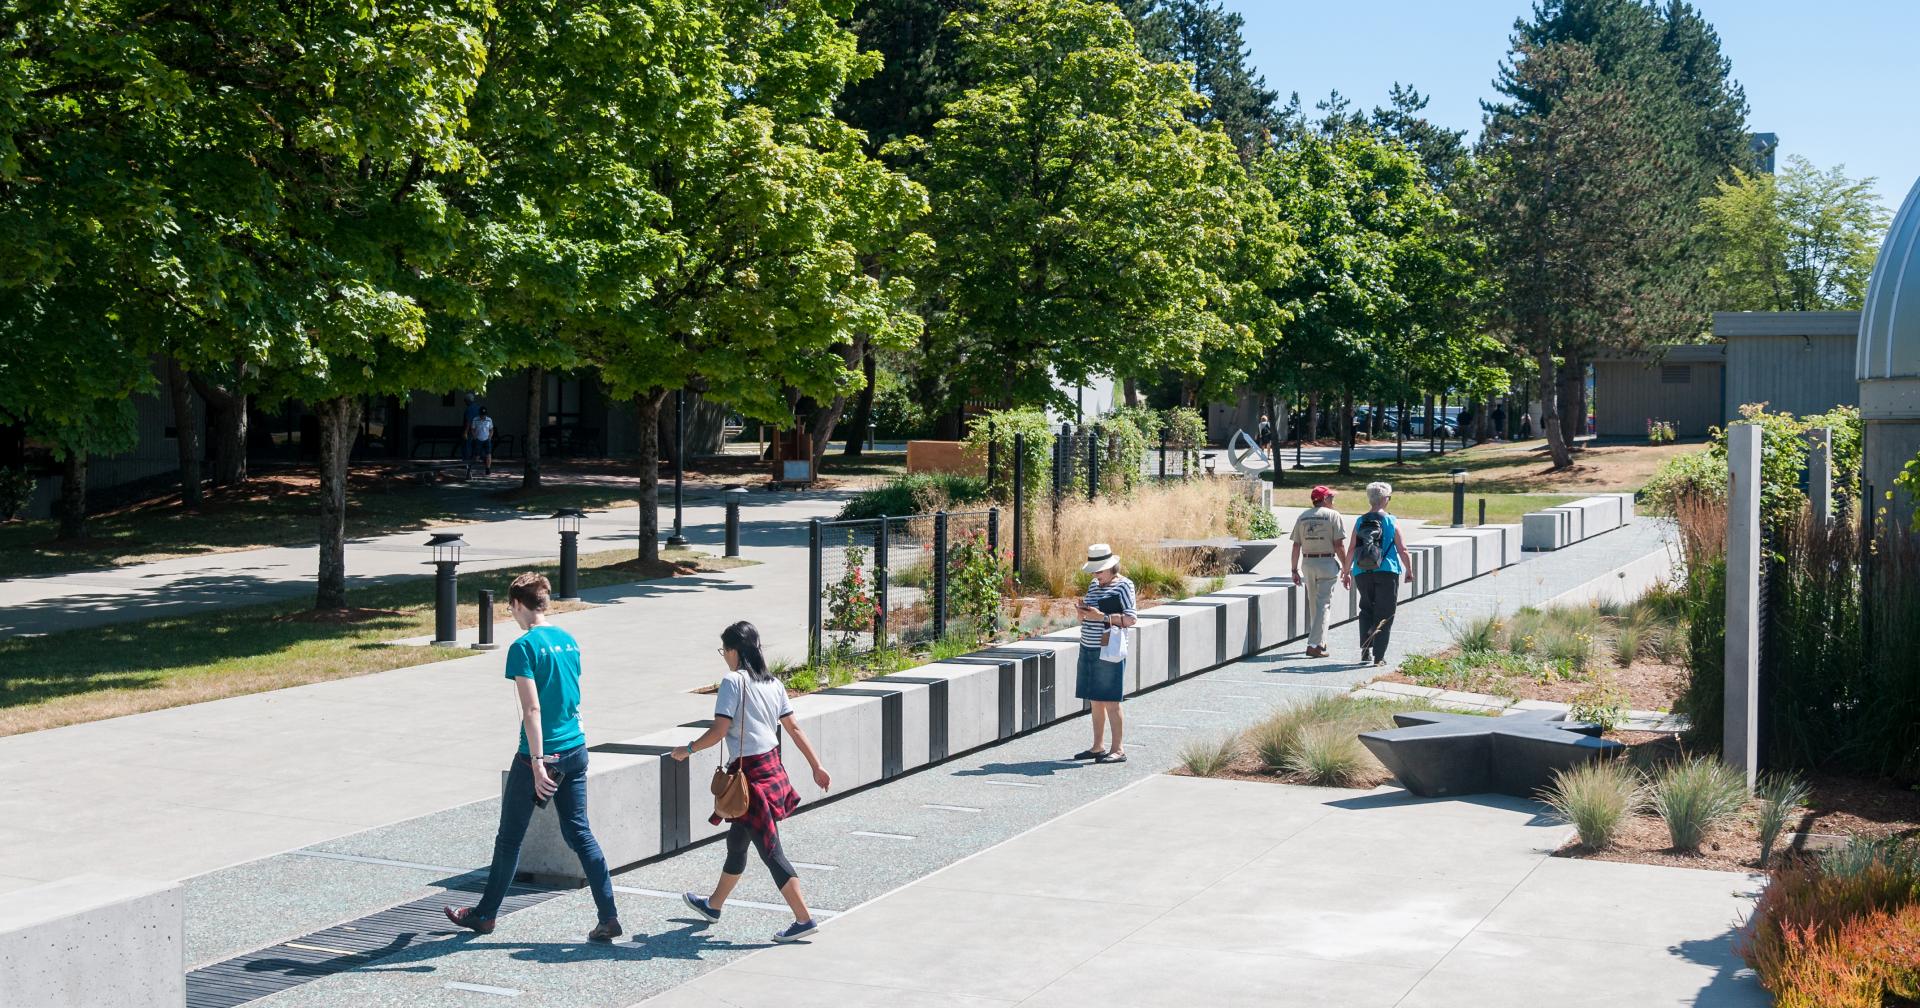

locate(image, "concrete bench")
[[0, 875, 183, 1008], [1522, 509, 1574, 551], [1430, 527, 1504, 577]]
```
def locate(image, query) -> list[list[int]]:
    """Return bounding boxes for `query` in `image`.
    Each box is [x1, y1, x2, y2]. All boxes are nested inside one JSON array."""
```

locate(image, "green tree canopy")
[[1697, 156, 1891, 312]]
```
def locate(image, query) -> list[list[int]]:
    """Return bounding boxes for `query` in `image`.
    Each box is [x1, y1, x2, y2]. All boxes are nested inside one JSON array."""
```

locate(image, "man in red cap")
[[1289, 485, 1351, 659]]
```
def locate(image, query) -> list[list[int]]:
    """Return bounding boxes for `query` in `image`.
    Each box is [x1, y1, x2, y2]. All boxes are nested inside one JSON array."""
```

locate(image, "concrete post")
[[1807, 426, 1833, 527], [1724, 422, 1762, 792]]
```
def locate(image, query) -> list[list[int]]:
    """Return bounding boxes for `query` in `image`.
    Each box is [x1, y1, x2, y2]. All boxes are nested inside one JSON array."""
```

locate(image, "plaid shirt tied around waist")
[[708, 749, 801, 848]]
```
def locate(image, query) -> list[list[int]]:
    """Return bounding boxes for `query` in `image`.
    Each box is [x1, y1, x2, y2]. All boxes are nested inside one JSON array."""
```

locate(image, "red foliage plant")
[[1741, 851, 1920, 1007]]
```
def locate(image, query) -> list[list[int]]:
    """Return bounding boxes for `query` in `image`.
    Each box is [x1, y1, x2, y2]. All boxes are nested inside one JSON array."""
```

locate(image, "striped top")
[[1079, 574, 1138, 647]]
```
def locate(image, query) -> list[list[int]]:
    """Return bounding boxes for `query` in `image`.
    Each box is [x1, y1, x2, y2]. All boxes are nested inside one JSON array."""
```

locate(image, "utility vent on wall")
[[1660, 365, 1691, 384]]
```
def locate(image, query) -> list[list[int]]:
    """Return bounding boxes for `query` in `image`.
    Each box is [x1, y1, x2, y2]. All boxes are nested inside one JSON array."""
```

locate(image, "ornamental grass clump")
[[1283, 723, 1374, 787], [1540, 759, 1642, 850], [1755, 771, 1813, 868], [1648, 757, 1749, 853], [1177, 734, 1240, 777]]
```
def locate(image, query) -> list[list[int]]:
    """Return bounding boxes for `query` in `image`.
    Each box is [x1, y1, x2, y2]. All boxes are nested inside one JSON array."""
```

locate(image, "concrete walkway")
[[0, 491, 846, 893], [0, 487, 831, 639], [149, 519, 1688, 1008], [643, 775, 1767, 1008]]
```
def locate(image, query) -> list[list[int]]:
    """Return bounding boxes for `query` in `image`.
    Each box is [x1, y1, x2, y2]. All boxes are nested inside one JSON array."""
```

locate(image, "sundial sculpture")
[[1358, 708, 1625, 798]]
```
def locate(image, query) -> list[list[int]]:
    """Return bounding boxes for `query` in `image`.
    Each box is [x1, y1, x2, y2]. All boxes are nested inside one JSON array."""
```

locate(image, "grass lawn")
[[0, 547, 751, 736], [1269, 438, 1705, 523], [0, 469, 647, 580]]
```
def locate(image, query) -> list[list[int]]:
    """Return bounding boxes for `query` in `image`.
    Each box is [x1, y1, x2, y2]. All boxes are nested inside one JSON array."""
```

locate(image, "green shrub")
[[1178, 734, 1240, 777], [1569, 679, 1631, 733], [1541, 629, 1596, 672], [1446, 612, 1503, 653], [1541, 760, 1641, 849], [964, 408, 1055, 502], [867, 367, 930, 440], [0, 467, 36, 521], [1643, 449, 1728, 516], [1507, 607, 1548, 655], [835, 473, 989, 521], [1755, 771, 1814, 868], [1397, 654, 1453, 687], [1648, 757, 1750, 853]]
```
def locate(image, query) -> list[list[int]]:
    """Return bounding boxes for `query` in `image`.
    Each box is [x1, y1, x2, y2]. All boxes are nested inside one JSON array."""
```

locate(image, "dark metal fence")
[[808, 508, 1002, 663]]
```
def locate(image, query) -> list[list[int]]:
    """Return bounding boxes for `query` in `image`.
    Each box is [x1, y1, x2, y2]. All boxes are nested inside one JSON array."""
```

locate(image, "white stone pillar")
[[1807, 427, 1832, 526], [1724, 422, 1761, 792]]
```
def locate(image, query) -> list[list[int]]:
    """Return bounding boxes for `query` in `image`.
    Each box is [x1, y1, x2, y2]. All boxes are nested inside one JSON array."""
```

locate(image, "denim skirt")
[[1076, 644, 1126, 702]]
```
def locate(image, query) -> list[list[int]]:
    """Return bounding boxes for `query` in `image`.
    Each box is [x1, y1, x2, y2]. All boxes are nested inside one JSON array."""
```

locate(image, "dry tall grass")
[[1025, 480, 1243, 596]]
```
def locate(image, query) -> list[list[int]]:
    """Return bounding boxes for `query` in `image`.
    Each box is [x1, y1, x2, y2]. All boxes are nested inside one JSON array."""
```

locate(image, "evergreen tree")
[[1123, 0, 1280, 158], [1370, 84, 1467, 187]]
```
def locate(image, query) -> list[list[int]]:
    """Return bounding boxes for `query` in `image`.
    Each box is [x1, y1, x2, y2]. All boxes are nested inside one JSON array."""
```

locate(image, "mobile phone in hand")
[[531, 761, 566, 808]]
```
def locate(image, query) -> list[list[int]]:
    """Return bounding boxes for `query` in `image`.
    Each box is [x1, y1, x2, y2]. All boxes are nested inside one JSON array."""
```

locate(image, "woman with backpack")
[[1348, 482, 1415, 667], [671, 621, 833, 943]]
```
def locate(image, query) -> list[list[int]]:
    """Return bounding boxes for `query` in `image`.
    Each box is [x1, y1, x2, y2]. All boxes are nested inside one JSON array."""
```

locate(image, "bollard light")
[[426, 533, 465, 647], [473, 588, 500, 651], [1450, 469, 1467, 527], [724, 487, 748, 558], [553, 508, 584, 601], [667, 389, 689, 549]]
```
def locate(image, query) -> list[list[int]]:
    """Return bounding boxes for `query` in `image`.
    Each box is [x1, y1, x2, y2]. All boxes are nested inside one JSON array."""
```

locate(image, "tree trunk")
[[1123, 376, 1140, 408], [1538, 348, 1572, 470], [166, 358, 203, 506], [191, 372, 249, 486], [1474, 397, 1492, 444], [56, 450, 87, 540], [1306, 391, 1320, 443], [635, 391, 667, 563], [1396, 396, 1407, 464], [522, 365, 544, 491], [842, 346, 877, 458], [1338, 393, 1354, 475], [313, 396, 362, 610], [1558, 355, 1585, 445]]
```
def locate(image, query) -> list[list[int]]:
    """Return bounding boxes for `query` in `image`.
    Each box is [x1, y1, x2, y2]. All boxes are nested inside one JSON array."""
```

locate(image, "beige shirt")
[[1290, 506, 1347, 557]]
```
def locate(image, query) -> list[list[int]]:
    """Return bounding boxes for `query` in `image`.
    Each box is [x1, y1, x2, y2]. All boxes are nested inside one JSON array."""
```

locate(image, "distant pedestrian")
[[1348, 482, 1415, 667], [1073, 544, 1137, 764], [1257, 414, 1274, 451], [1491, 402, 1507, 441], [471, 407, 495, 475], [1521, 413, 1535, 439], [462, 392, 482, 464], [1290, 486, 1351, 659], [674, 621, 832, 944], [445, 573, 622, 942]]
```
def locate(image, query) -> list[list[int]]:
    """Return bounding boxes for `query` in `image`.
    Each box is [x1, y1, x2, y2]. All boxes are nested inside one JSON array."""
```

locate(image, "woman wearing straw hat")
[[1073, 544, 1137, 764]]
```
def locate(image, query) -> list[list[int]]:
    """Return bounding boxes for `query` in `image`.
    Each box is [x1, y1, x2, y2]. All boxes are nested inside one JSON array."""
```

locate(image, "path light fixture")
[[667, 389, 689, 549], [723, 487, 748, 558], [427, 533, 465, 647], [554, 508, 584, 601], [1450, 469, 1468, 527]]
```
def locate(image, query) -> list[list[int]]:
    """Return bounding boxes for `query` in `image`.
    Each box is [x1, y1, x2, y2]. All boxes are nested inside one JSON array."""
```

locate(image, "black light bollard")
[[987, 436, 1000, 490], [807, 518, 823, 664], [932, 510, 949, 639], [667, 389, 688, 548], [1450, 469, 1467, 527], [987, 505, 1003, 632], [724, 487, 747, 558], [427, 533, 464, 647], [874, 516, 890, 648], [474, 589, 500, 651], [554, 508, 583, 601], [1478, 497, 1487, 527]]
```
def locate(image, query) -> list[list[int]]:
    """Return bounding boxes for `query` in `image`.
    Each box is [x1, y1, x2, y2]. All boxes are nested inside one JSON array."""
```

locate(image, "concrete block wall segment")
[[1431, 535, 1476, 588], [1218, 582, 1292, 651], [1547, 505, 1583, 542], [1127, 617, 1170, 694], [910, 661, 1003, 756], [1521, 510, 1569, 551], [1160, 596, 1245, 668], [785, 691, 887, 799], [518, 747, 662, 881], [867, 676, 939, 767], [0, 875, 184, 1008], [1397, 546, 1426, 601]]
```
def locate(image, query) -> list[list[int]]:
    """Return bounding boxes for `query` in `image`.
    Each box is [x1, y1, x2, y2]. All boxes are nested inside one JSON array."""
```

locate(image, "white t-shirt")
[[713, 670, 792, 761], [471, 415, 495, 441]]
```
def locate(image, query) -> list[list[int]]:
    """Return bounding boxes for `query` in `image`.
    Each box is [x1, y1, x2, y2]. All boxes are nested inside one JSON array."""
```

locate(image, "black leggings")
[[723, 820, 797, 890], [1355, 570, 1401, 658]]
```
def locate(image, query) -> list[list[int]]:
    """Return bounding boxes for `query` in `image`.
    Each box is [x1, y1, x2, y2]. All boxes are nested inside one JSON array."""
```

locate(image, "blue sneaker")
[[772, 919, 818, 943], [682, 892, 720, 923]]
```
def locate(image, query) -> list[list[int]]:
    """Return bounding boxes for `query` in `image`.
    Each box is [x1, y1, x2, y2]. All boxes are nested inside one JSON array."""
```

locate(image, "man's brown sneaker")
[[443, 907, 495, 934], [587, 918, 623, 943]]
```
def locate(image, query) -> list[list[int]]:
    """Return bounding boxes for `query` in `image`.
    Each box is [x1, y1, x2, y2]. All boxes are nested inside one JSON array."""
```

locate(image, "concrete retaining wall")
[[516, 518, 1537, 882], [1522, 494, 1636, 552], [0, 875, 184, 1008]]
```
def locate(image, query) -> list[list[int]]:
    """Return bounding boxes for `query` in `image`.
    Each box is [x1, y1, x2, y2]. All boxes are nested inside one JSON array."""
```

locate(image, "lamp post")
[[427, 533, 465, 647], [723, 487, 747, 558], [554, 508, 584, 601], [1450, 468, 1467, 527], [667, 389, 689, 548]]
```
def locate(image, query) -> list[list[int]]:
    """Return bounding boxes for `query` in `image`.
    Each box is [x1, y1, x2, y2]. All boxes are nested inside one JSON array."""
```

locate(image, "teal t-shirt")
[[505, 624, 587, 756], [1350, 512, 1404, 577]]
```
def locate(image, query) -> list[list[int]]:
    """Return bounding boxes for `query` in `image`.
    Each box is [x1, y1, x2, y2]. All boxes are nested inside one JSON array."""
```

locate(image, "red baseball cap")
[[1310, 485, 1334, 503]]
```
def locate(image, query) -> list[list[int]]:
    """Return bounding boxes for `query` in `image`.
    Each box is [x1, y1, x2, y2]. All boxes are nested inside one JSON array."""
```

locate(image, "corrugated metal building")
[[1594, 311, 1860, 439]]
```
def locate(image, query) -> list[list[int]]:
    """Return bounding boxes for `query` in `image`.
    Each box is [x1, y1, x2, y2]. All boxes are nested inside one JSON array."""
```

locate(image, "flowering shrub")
[[1645, 418, 1676, 444], [1741, 837, 1920, 1007], [945, 531, 1010, 639], [824, 539, 878, 651]]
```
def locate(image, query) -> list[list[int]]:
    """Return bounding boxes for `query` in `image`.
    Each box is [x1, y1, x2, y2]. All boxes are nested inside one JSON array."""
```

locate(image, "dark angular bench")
[[1358, 708, 1625, 799]]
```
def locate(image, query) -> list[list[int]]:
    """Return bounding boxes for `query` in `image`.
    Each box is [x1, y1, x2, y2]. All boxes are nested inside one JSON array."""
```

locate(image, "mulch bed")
[[1373, 653, 1687, 714]]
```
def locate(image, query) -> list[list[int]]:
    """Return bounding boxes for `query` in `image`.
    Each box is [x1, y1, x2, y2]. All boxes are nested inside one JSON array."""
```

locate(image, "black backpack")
[[1353, 513, 1387, 572]]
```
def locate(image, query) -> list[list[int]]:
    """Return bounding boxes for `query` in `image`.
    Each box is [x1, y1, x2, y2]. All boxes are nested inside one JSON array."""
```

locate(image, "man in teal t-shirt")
[[506, 623, 585, 755], [445, 572, 620, 942]]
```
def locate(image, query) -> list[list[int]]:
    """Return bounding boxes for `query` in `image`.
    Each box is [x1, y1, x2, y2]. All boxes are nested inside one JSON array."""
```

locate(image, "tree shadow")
[[953, 759, 1088, 778]]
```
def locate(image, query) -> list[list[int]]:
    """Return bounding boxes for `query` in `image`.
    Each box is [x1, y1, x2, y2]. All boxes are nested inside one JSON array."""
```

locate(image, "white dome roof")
[[1859, 175, 1920, 380]]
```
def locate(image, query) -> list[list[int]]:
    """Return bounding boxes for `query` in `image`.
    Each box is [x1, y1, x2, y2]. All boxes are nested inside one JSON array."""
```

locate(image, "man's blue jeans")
[[472, 745, 618, 923]]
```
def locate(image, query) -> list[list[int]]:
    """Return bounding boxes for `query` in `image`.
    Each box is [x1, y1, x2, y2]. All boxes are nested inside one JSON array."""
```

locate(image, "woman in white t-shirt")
[[669, 622, 832, 943]]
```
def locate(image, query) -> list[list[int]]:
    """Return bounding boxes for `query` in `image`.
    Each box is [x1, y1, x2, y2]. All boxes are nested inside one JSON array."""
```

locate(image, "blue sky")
[[1224, 0, 1919, 211]]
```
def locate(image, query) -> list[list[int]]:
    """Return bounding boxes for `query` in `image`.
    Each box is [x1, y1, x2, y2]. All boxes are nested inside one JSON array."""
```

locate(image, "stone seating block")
[[1159, 595, 1247, 667], [1522, 509, 1572, 551], [519, 746, 665, 878], [1139, 601, 1216, 677], [784, 691, 887, 799], [1126, 616, 1172, 693], [1432, 527, 1502, 577], [1429, 534, 1476, 587], [0, 875, 183, 1008], [1217, 582, 1292, 652], [910, 660, 1011, 756]]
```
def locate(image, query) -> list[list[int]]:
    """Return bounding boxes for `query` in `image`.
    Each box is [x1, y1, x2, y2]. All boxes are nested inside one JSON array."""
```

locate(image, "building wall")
[[1725, 332, 1859, 420], [1593, 360, 1724, 438]]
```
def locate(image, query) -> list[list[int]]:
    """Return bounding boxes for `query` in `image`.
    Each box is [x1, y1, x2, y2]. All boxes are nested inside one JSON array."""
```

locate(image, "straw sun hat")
[[1082, 543, 1120, 574]]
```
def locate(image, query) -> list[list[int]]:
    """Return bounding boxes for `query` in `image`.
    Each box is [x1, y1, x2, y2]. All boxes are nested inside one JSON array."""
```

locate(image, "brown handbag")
[[709, 676, 751, 819]]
